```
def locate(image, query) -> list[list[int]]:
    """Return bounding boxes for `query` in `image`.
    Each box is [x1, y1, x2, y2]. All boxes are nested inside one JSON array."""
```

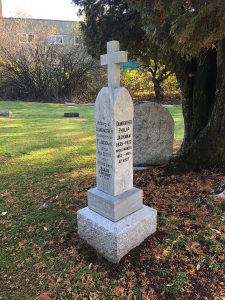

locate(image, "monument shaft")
[[77, 40, 157, 263], [96, 87, 133, 196]]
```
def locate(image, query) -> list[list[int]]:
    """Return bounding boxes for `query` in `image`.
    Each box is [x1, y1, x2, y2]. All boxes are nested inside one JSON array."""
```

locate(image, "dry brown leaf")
[[112, 286, 125, 297], [36, 293, 52, 300]]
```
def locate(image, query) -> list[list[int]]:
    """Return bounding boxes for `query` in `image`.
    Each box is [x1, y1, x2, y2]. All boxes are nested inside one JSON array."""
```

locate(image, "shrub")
[[0, 43, 103, 102], [121, 68, 179, 102], [0, 19, 103, 102]]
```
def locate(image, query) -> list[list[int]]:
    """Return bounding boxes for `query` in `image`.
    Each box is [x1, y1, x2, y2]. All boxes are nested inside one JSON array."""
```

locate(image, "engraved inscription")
[[115, 120, 133, 164], [96, 121, 113, 181], [95, 86, 134, 196]]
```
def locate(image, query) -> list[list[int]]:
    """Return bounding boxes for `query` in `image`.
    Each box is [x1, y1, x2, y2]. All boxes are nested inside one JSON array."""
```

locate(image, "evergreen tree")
[[127, 0, 225, 169], [74, 0, 225, 169], [74, 0, 174, 102]]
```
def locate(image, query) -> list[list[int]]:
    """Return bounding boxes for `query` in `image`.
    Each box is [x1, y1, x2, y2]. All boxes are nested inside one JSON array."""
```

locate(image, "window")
[[19, 34, 34, 43], [48, 35, 64, 45]]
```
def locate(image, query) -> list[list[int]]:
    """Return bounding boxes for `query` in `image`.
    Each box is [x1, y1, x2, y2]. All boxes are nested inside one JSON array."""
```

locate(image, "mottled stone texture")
[[95, 87, 133, 196], [88, 187, 143, 222], [134, 102, 174, 166], [77, 41, 158, 264], [77, 206, 157, 263]]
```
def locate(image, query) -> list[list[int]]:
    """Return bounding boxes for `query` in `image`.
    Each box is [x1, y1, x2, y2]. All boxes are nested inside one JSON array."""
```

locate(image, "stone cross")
[[77, 40, 157, 264], [101, 40, 127, 88]]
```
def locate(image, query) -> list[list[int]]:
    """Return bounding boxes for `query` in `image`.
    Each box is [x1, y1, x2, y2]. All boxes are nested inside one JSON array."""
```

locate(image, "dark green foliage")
[[127, 0, 225, 57], [127, 0, 225, 168], [161, 271, 187, 298], [73, 0, 177, 101], [73, 0, 225, 168], [73, 0, 148, 60]]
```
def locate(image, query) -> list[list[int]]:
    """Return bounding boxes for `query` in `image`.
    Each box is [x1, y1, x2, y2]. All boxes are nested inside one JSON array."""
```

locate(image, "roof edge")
[[2, 17, 79, 23]]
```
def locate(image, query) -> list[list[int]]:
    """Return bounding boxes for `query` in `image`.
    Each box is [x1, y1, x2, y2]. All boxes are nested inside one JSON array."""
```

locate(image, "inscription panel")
[[96, 120, 113, 182], [115, 120, 132, 165], [114, 119, 133, 194], [95, 87, 133, 196]]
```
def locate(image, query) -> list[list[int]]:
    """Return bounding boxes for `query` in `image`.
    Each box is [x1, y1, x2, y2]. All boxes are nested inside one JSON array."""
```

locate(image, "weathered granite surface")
[[77, 41, 158, 264], [95, 87, 133, 196], [88, 187, 143, 222], [77, 205, 157, 263], [0, 111, 12, 117], [101, 40, 127, 88], [134, 102, 174, 166]]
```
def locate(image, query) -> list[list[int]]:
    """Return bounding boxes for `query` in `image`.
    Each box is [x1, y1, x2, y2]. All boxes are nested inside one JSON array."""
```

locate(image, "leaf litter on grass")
[[2, 102, 224, 298], [1, 166, 224, 299]]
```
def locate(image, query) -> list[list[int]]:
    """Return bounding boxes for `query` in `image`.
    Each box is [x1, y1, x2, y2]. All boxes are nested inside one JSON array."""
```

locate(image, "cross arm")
[[101, 51, 128, 66]]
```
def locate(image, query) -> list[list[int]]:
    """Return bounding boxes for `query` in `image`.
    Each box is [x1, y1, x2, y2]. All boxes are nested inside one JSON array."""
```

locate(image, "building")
[[0, 0, 81, 47], [0, 0, 136, 70], [1, 17, 81, 47], [0, 0, 2, 19]]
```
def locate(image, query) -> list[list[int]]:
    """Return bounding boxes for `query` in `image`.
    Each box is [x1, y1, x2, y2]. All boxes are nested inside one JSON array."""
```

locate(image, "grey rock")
[[134, 102, 174, 166], [77, 41, 158, 264], [88, 187, 143, 222], [95, 87, 133, 196], [77, 205, 157, 263]]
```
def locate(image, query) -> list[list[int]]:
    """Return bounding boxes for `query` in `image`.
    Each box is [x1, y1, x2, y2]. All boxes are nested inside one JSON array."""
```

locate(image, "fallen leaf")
[[36, 293, 52, 300], [39, 203, 49, 210], [211, 228, 221, 234], [60, 237, 65, 244], [18, 240, 26, 248], [112, 287, 125, 297]]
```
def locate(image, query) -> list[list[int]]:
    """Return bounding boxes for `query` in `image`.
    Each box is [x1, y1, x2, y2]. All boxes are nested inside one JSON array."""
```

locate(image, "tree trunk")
[[152, 77, 164, 102], [174, 38, 225, 169]]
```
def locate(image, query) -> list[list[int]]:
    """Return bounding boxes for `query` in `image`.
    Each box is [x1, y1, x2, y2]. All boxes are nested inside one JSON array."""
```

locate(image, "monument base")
[[77, 205, 157, 263], [88, 187, 143, 222]]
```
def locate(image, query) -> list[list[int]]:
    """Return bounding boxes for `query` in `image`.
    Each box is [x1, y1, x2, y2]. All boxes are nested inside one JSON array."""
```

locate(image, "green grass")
[[0, 101, 184, 299], [0, 101, 97, 299], [166, 105, 184, 140], [0, 101, 96, 187]]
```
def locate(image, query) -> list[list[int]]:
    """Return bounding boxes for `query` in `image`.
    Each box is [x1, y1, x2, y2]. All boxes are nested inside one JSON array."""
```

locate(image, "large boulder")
[[133, 102, 174, 166]]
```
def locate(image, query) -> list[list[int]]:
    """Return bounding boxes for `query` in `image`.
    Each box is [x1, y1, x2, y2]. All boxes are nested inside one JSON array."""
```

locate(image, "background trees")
[[127, 0, 225, 169], [74, 0, 176, 102], [0, 20, 102, 101], [0, 44, 100, 101], [75, 0, 225, 169]]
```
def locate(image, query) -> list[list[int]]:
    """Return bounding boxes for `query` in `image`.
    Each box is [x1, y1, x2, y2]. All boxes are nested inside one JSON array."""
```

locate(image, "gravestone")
[[0, 111, 12, 117], [64, 112, 79, 117], [77, 41, 157, 263], [64, 102, 76, 106], [134, 102, 174, 166]]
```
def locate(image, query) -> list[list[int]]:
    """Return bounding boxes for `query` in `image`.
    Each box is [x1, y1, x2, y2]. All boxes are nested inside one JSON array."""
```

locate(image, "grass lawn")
[[0, 101, 224, 299], [166, 105, 184, 141]]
